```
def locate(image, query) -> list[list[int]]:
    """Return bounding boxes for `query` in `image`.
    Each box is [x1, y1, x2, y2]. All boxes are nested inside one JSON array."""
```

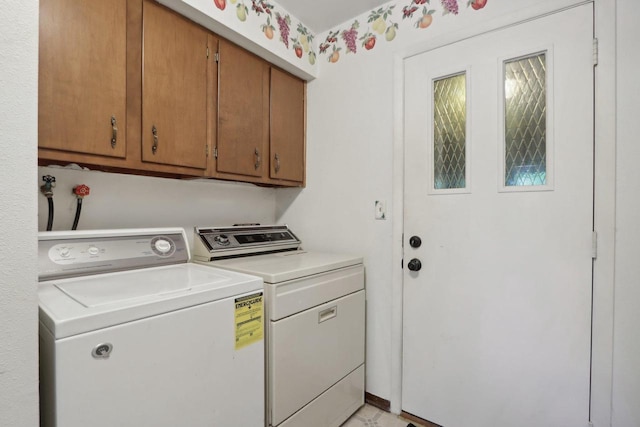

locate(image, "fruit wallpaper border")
[[212, 0, 319, 65], [210, 0, 487, 66]]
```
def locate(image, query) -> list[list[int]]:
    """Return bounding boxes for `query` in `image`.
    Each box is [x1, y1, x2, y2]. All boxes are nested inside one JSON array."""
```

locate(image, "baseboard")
[[400, 410, 442, 427], [364, 392, 390, 412], [363, 393, 441, 427]]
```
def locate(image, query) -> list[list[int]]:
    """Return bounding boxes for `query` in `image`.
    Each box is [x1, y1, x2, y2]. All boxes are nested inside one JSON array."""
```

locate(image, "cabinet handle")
[[254, 148, 261, 170], [110, 116, 118, 148], [318, 306, 338, 323], [274, 153, 281, 173], [152, 125, 158, 154]]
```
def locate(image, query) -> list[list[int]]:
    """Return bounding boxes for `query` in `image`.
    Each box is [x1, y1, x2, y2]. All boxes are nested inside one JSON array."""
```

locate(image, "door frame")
[[389, 1, 616, 426]]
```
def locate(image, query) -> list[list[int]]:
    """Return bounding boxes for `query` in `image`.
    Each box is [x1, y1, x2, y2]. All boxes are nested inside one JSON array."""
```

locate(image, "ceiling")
[[275, 0, 391, 34]]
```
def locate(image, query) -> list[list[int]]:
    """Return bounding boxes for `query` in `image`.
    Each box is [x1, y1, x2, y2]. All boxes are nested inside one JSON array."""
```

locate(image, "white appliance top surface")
[[205, 250, 363, 283], [39, 263, 263, 338]]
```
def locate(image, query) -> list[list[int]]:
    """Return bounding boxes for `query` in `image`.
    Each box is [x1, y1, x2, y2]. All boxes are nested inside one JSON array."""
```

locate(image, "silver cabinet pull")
[[111, 116, 118, 148], [274, 153, 281, 173], [254, 148, 261, 170], [152, 125, 158, 154]]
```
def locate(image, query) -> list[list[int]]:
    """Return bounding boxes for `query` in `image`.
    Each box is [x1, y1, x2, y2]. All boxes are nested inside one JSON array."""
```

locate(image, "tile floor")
[[342, 404, 424, 427]]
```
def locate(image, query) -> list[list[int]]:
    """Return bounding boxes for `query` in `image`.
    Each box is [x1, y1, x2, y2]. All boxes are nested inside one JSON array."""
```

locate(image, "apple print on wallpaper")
[[360, 30, 377, 51], [209, 0, 489, 65], [469, 0, 487, 10]]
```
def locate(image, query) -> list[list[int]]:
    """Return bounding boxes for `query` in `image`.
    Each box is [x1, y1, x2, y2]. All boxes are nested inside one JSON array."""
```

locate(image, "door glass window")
[[433, 73, 466, 190], [504, 53, 547, 186]]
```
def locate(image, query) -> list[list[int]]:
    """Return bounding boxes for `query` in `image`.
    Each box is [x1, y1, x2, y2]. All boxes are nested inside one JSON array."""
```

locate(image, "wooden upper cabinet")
[[269, 68, 305, 184], [216, 40, 269, 178], [141, 0, 209, 170], [39, 0, 127, 158], [39, 0, 305, 185]]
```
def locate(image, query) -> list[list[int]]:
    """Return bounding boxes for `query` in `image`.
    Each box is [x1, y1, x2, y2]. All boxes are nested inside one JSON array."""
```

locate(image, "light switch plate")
[[375, 200, 386, 220]]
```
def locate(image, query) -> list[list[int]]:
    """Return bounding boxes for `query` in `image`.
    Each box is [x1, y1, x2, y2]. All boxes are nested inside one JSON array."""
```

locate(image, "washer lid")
[[38, 263, 263, 338], [209, 251, 363, 283]]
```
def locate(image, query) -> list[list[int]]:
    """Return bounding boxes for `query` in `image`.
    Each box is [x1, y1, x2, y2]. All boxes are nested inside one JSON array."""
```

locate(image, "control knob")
[[154, 239, 172, 254], [214, 234, 230, 246]]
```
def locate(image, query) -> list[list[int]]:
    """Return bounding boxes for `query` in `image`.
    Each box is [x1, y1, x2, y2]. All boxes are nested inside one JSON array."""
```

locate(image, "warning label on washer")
[[234, 292, 263, 350]]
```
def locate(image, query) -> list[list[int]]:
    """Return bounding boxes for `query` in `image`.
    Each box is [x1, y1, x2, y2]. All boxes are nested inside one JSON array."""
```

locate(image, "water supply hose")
[[71, 184, 90, 230], [40, 175, 56, 231]]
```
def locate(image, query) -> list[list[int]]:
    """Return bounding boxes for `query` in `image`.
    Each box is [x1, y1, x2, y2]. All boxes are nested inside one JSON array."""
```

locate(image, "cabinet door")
[[141, 1, 208, 170], [217, 40, 269, 178], [39, 0, 127, 158], [270, 68, 305, 184]]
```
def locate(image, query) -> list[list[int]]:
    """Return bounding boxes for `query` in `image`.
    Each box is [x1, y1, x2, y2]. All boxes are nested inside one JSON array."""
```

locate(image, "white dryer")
[[38, 228, 265, 427], [193, 225, 366, 427]]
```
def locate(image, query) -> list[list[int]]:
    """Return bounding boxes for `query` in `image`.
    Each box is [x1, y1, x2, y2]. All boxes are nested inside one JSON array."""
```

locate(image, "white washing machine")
[[193, 225, 365, 427], [38, 228, 265, 427]]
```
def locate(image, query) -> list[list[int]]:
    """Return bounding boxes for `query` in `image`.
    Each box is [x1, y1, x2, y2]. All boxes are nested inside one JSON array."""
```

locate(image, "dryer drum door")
[[269, 290, 365, 426]]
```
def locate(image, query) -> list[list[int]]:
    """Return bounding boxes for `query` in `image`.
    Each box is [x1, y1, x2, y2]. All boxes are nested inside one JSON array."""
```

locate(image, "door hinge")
[[593, 38, 598, 66], [206, 47, 209, 58], [206, 144, 209, 157], [215, 52, 220, 63], [214, 146, 218, 159], [592, 231, 598, 259]]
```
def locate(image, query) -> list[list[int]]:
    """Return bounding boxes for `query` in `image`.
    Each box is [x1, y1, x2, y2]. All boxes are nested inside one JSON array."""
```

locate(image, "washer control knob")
[[88, 246, 99, 256], [214, 234, 230, 246], [59, 247, 71, 258], [154, 239, 172, 254]]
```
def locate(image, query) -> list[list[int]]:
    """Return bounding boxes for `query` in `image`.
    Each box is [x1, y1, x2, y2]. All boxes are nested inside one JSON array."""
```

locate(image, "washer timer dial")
[[151, 236, 176, 257]]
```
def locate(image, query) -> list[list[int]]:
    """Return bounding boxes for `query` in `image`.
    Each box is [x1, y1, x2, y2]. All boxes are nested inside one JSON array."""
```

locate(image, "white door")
[[402, 4, 594, 427]]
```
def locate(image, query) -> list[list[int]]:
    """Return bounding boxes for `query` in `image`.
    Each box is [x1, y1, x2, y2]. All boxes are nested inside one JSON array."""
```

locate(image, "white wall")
[[612, 0, 640, 425], [277, 49, 396, 398], [0, 1, 40, 426], [37, 166, 277, 240]]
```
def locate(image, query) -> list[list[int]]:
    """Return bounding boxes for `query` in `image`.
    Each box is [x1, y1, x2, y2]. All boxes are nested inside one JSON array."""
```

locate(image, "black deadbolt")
[[409, 236, 422, 248]]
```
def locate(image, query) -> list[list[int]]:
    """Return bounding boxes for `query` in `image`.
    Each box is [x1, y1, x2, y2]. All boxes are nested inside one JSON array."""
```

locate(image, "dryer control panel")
[[38, 228, 190, 281], [193, 225, 301, 261]]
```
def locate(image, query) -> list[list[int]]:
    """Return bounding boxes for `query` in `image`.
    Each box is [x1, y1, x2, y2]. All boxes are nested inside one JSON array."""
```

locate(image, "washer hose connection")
[[41, 175, 56, 231], [72, 184, 90, 230]]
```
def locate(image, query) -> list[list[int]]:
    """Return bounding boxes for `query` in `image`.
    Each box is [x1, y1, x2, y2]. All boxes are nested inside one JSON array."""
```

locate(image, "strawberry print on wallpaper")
[[210, 0, 487, 65]]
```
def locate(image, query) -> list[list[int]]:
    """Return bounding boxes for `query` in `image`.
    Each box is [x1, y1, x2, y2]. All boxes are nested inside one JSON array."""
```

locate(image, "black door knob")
[[407, 258, 422, 272], [409, 236, 422, 248]]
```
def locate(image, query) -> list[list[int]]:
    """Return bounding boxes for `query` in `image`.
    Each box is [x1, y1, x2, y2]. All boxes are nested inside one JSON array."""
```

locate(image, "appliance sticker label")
[[234, 292, 264, 350]]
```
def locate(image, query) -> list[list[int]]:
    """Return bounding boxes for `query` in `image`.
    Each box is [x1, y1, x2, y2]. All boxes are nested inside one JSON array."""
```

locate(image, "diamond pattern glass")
[[504, 53, 547, 186], [433, 73, 466, 190]]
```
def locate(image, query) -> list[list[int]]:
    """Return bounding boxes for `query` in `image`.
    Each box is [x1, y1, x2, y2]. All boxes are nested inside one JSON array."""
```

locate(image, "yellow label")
[[234, 292, 264, 350]]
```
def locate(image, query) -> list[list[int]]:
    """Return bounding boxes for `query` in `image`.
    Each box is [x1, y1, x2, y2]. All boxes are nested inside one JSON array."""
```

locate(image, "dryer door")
[[269, 290, 365, 426]]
